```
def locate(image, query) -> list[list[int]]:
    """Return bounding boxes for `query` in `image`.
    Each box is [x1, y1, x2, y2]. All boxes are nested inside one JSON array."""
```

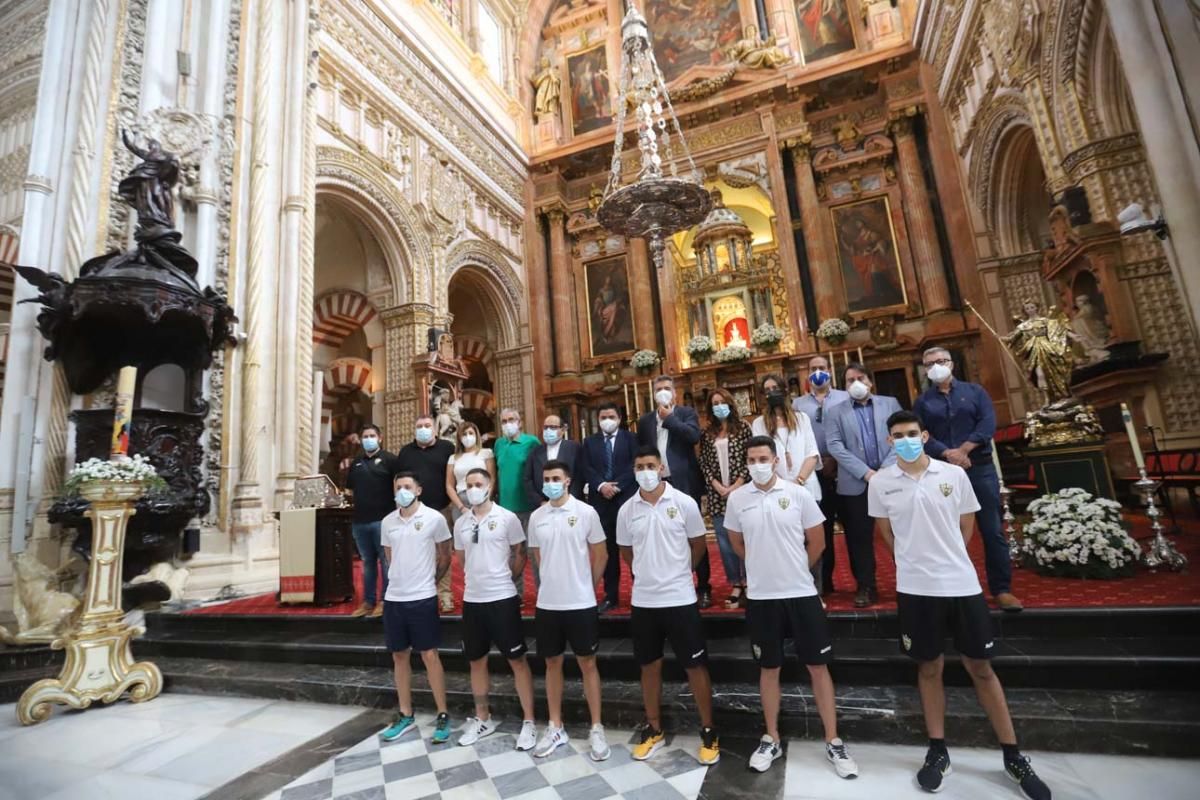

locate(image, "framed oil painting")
[[584, 256, 635, 358], [794, 0, 856, 63], [567, 45, 612, 136], [830, 196, 907, 315], [644, 0, 742, 85]]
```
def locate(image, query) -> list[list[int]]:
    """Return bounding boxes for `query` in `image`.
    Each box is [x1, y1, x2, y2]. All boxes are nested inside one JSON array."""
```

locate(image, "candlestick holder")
[[1132, 470, 1187, 572], [999, 480, 1020, 565]]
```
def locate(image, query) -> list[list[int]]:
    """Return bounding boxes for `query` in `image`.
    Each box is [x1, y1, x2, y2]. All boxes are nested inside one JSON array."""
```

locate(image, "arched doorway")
[[992, 125, 1052, 256]]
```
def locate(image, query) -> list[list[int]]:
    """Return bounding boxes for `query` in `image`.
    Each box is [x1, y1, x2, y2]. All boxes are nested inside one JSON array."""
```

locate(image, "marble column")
[[523, 210, 553, 382], [546, 208, 580, 375], [788, 140, 840, 322], [628, 238, 659, 353], [891, 113, 952, 314], [763, 120, 808, 343]]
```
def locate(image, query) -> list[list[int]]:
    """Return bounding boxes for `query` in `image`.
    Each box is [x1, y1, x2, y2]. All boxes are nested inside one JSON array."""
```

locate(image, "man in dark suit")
[[583, 402, 638, 612], [524, 413, 586, 509], [636, 374, 711, 607]]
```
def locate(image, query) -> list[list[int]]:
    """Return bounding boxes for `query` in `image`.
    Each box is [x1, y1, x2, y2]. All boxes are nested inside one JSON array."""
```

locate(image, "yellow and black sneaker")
[[631, 725, 665, 761], [697, 726, 720, 765]]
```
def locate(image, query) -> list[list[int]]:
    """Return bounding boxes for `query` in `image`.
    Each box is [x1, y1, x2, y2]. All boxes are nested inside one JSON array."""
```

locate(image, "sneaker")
[[440, 594, 454, 613], [369, 602, 384, 618], [457, 716, 498, 746], [351, 603, 371, 618], [697, 726, 720, 766], [748, 734, 782, 772], [589, 723, 611, 761], [515, 720, 537, 751], [380, 713, 416, 742], [534, 725, 569, 758], [917, 746, 952, 792], [826, 738, 859, 778], [431, 712, 452, 744], [1005, 755, 1051, 800], [631, 726, 665, 761]]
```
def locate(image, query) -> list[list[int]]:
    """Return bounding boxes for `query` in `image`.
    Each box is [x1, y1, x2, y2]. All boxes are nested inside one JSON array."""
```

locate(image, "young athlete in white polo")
[[725, 435, 859, 778], [868, 410, 1050, 799], [453, 467, 537, 751], [616, 445, 720, 766], [527, 459, 611, 761]]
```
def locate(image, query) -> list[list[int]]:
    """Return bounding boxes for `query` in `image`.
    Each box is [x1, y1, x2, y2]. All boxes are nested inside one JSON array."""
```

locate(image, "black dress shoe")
[[598, 598, 617, 614], [853, 588, 878, 608], [698, 590, 713, 609]]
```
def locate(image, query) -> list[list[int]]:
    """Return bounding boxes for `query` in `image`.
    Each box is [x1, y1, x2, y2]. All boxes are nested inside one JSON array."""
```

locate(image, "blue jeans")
[[352, 521, 389, 605], [712, 514, 745, 587], [967, 462, 1012, 596]]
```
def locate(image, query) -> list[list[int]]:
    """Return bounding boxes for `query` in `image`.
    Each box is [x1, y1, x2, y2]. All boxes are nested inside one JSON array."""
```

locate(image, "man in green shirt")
[[495, 407, 540, 593]]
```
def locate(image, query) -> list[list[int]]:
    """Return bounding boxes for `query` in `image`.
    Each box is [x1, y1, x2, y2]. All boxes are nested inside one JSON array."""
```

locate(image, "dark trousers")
[[595, 496, 627, 603], [967, 462, 1012, 596], [815, 473, 839, 593], [839, 490, 876, 593]]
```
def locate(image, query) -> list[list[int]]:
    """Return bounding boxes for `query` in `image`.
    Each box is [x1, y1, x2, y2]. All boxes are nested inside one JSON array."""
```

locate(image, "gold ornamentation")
[[530, 56, 562, 118], [727, 24, 790, 70], [833, 115, 861, 152]]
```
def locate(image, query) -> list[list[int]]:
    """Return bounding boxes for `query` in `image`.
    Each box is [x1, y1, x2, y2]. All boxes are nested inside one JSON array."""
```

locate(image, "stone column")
[[763, 117, 808, 344], [546, 208, 580, 375], [627, 238, 659, 353], [787, 139, 841, 322], [382, 303, 435, 450], [523, 209, 553, 382], [891, 112, 952, 314]]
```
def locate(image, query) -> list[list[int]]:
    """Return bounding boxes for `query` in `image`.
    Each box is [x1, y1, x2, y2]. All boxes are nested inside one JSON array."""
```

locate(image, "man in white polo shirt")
[[617, 445, 720, 766], [725, 435, 859, 778], [527, 459, 611, 762], [868, 410, 1049, 799], [378, 472, 453, 745], [453, 467, 537, 752]]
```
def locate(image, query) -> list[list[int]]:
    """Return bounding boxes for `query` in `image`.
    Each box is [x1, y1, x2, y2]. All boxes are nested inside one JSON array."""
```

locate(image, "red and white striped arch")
[[460, 388, 495, 415], [454, 334, 494, 368], [321, 357, 373, 434], [313, 291, 378, 349]]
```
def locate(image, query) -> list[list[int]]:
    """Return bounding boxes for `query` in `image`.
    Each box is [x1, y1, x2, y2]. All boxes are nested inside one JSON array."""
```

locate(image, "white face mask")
[[598, 418, 619, 434], [635, 469, 661, 492], [501, 421, 519, 438], [927, 363, 952, 384], [848, 380, 871, 401], [748, 462, 775, 486], [464, 485, 490, 507], [460, 434, 477, 449], [655, 388, 674, 407]]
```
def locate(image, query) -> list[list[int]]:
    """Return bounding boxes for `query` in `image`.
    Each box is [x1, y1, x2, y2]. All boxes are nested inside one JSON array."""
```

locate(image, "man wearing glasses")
[[913, 347, 1021, 612], [452, 468, 538, 751]]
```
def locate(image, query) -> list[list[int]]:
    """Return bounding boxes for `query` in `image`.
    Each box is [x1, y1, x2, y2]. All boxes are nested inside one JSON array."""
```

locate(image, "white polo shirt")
[[615, 484, 706, 608], [453, 503, 526, 603], [381, 503, 452, 602], [528, 496, 606, 611], [724, 479, 825, 600], [867, 461, 982, 597]]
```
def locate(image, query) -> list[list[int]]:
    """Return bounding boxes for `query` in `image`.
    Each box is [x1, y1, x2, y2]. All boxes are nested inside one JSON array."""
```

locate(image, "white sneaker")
[[516, 720, 537, 751], [458, 716, 499, 746], [534, 725, 569, 758], [826, 738, 859, 778], [588, 723, 611, 761], [748, 735, 782, 772]]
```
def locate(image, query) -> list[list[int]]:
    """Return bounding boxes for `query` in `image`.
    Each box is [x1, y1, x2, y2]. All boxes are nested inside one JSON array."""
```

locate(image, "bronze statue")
[[1000, 301, 1076, 404], [119, 130, 180, 231], [727, 25, 790, 69]]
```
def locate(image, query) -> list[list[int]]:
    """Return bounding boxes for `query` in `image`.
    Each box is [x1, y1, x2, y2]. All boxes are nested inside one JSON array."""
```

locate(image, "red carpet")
[[187, 514, 1200, 616]]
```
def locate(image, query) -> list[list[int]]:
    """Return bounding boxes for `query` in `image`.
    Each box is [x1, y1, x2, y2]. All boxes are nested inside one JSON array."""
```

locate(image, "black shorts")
[[897, 592, 995, 661], [535, 607, 600, 658], [631, 603, 707, 667], [746, 595, 832, 668], [462, 596, 527, 662], [383, 596, 440, 653]]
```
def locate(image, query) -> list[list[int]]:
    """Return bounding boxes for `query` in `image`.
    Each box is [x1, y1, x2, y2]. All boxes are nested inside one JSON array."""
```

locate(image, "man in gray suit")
[[826, 363, 901, 608]]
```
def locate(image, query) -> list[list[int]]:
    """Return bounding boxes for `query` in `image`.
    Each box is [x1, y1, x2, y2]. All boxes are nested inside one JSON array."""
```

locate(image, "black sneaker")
[[1006, 755, 1051, 800], [917, 746, 952, 792]]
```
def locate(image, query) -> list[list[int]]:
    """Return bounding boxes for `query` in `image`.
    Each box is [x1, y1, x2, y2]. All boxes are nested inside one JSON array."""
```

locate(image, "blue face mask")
[[542, 481, 565, 500], [711, 403, 730, 420], [414, 427, 434, 444], [809, 370, 831, 388], [894, 436, 925, 463], [543, 428, 560, 445], [395, 488, 416, 508], [361, 436, 379, 453]]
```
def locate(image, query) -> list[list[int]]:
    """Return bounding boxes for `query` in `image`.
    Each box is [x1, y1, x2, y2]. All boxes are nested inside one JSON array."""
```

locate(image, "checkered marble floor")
[[260, 714, 711, 800]]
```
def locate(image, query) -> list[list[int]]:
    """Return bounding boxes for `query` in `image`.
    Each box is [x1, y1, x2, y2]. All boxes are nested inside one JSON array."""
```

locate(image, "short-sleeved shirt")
[[724, 479, 826, 600], [453, 503, 525, 603], [396, 439, 455, 510], [528, 496, 606, 610], [450, 448, 494, 493], [615, 484, 707, 608], [381, 503, 452, 602], [867, 461, 982, 596], [494, 433, 540, 513], [345, 449, 400, 523]]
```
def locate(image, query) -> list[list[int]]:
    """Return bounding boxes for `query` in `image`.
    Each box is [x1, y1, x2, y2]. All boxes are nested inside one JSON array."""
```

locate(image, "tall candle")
[[1120, 402, 1145, 470], [633, 382, 641, 417], [648, 379, 654, 411], [857, 346, 863, 364], [110, 365, 137, 460], [623, 383, 630, 418], [990, 439, 1003, 479], [828, 351, 836, 387]]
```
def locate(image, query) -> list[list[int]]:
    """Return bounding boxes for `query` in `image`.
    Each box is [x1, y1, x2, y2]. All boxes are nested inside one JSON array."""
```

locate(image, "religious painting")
[[830, 196, 907, 314], [712, 294, 750, 349], [567, 45, 612, 136], [644, 0, 743, 85], [794, 0, 856, 63], [584, 256, 635, 357]]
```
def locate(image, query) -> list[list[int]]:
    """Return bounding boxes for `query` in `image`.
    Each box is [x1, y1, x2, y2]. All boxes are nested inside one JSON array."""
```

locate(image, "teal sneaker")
[[380, 713, 416, 742], [431, 712, 452, 744]]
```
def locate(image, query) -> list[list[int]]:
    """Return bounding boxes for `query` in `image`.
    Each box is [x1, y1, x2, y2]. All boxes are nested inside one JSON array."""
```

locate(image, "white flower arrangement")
[[714, 345, 752, 363], [686, 335, 716, 355], [62, 455, 166, 497], [751, 323, 784, 346], [629, 349, 661, 369], [815, 318, 851, 340], [1020, 487, 1140, 578]]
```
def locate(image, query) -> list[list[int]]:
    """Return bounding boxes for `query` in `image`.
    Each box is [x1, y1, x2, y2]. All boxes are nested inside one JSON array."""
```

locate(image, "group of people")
[[338, 348, 1048, 798]]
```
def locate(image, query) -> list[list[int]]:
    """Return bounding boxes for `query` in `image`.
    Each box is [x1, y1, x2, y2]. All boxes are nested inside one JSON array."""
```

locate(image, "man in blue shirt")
[[793, 355, 850, 595], [913, 347, 1021, 612]]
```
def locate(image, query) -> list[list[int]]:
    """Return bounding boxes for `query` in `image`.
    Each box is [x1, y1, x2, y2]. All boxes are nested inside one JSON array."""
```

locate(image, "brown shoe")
[[351, 603, 371, 618], [369, 602, 385, 618], [854, 588, 878, 608], [995, 592, 1023, 613]]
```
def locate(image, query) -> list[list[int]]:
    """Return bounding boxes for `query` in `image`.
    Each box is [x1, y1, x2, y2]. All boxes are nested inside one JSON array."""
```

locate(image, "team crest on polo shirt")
[[939, 483, 953, 497], [666, 506, 678, 519], [567, 516, 577, 527], [414, 520, 423, 530], [488, 519, 497, 531], [778, 497, 791, 510], [902, 634, 912, 651], [752, 644, 761, 659]]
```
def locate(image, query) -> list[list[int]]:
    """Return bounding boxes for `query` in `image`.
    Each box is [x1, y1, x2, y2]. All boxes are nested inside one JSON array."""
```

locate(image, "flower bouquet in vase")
[[815, 318, 850, 347], [714, 345, 752, 363], [686, 335, 716, 364], [751, 323, 784, 352], [1020, 488, 1141, 578], [630, 349, 661, 374]]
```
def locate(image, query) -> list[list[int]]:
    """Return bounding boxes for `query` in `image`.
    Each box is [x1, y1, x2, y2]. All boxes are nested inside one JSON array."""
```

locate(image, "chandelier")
[[596, 3, 712, 269]]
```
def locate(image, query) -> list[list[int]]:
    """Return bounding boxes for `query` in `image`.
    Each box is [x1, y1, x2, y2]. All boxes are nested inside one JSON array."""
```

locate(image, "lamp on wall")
[[1118, 202, 1169, 240]]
